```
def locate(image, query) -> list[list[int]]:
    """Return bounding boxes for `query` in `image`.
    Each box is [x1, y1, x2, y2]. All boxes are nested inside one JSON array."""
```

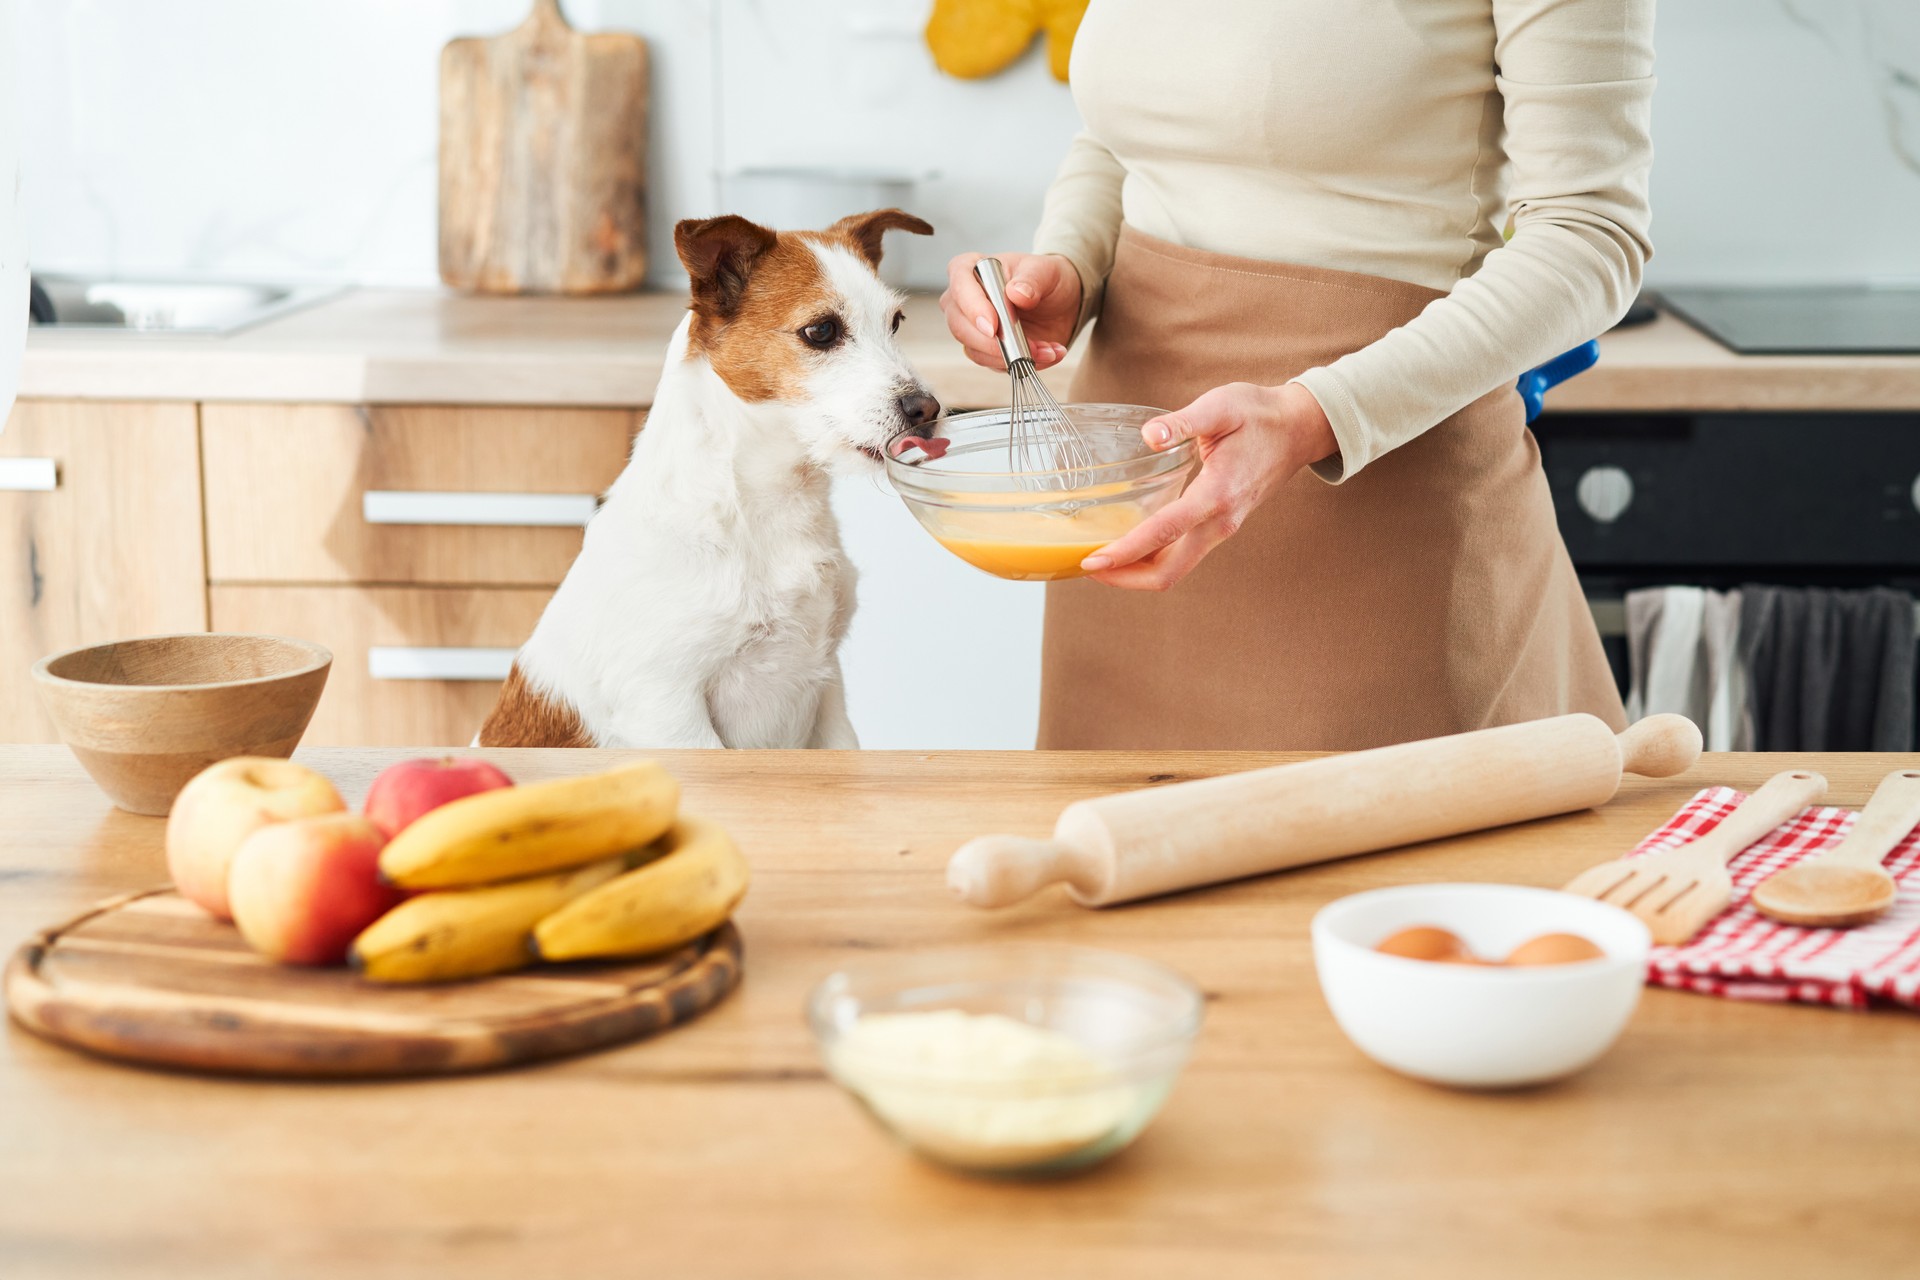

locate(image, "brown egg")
[[1374, 925, 1473, 964], [1504, 932, 1607, 967]]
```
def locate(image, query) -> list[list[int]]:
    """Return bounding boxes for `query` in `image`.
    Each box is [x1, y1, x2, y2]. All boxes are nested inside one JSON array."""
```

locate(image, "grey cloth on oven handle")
[[1738, 586, 1915, 752]]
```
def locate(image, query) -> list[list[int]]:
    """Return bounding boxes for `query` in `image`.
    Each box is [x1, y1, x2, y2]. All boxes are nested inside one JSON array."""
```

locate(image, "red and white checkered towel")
[[1628, 787, 1920, 1010]]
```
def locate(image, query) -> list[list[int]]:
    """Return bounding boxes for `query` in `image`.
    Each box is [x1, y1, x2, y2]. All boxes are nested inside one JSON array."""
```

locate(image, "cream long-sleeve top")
[[1033, 0, 1655, 482]]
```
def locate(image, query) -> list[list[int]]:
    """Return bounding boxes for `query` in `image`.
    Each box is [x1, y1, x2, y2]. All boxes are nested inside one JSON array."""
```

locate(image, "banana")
[[532, 816, 748, 962], [377, 760, 679, 889], [350, 856, 626, 984]]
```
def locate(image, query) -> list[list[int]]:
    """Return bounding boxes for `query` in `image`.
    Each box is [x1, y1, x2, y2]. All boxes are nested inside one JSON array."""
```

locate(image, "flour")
[[831, 1010, 1138, 1170]]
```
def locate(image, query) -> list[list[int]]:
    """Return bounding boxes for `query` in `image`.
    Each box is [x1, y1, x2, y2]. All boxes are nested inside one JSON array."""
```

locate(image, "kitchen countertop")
[[4, 745, 1918, 1279], [21, 288, 1920, 412]]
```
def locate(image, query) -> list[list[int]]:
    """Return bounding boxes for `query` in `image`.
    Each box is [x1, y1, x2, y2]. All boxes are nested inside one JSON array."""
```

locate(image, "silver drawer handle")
[[362, 490, 598, 528], [0, 458, 58, 491], [367, 646, 517, 682]]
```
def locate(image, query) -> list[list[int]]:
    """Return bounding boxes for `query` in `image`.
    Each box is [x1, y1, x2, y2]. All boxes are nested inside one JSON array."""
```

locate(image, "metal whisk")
[[973, 257, 1096, 490]]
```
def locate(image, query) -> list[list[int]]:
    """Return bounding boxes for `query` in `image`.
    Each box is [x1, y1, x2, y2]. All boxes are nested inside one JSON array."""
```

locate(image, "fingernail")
[[975, 315, 993, 336], [1009, 282, 1033, 301], [1081, 555, 1112, 570], [1148, 424, 1172, 447]]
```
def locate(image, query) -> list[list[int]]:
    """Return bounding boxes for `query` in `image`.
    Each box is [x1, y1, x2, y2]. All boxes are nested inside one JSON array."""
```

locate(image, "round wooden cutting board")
[[4, 889, 742, 1078]]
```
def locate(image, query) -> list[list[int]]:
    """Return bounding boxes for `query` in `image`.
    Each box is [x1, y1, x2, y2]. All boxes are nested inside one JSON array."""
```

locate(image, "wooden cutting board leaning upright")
[[439, 0, 649, 294]]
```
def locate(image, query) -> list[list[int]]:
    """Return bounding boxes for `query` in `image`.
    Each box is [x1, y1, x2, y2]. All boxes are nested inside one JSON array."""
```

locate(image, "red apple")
[[363, 756, 515, 839], [227, 813, 401, 966], [165, 757, 346, 920]]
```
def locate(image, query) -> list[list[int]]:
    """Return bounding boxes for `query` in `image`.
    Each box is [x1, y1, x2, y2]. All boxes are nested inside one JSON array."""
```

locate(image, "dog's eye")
[[799, 317, 842, 349], [891, 310, 905, 334]]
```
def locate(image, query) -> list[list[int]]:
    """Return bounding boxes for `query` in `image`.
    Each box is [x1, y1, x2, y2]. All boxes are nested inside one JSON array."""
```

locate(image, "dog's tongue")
[[890, 435, 949, 460]]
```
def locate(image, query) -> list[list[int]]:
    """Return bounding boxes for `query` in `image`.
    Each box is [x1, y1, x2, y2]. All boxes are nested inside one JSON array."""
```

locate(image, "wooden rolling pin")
[[947, 713, 1702, 909]]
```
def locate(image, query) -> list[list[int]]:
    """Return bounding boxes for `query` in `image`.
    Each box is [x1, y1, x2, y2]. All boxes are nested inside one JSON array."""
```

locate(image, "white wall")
[[15, 0, 1081, 290], [10, 0, 1920, 748], [1647, 0, 1920, 286]]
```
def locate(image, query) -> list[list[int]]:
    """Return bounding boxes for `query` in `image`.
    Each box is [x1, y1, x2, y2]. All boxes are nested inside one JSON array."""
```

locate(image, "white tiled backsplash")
[[16, 0, 1920, 291]]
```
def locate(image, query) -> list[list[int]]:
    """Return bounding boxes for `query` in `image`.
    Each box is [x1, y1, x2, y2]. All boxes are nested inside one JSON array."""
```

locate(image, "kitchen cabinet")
[[201, 403, 638, 586], [210, 584, 553, 746], [1, 398, 634, 748], [202, 403, 637, 746], [0, 400, 208, 743]]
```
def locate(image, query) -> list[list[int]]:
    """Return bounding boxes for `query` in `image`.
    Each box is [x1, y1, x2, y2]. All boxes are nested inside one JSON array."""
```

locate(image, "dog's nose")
[[898, 391, 941, 428]]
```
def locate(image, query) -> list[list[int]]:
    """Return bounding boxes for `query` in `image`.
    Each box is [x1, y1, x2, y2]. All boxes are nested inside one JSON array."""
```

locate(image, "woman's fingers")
[[942, 251, 1084, 368], [1080, 488, 1218, 572], [1080, 427, 1261, 586], [1086, 515, 1233, 591], [941, 253, 1007, 369], [1003, 254, 1059, 309], [1140, 382, 1269, 451]]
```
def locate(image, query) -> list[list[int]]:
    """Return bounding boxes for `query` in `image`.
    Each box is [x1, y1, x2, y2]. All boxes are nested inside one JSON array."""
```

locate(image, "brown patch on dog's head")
[[676, 215, 778, 321], [823, 208, 935, 270], [478, 664, 594, 748], [675, 210, 934, 404]]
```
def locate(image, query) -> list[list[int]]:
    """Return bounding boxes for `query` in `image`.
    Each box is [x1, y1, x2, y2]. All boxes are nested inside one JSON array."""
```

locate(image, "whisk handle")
[[973, 257, 1034, 369]]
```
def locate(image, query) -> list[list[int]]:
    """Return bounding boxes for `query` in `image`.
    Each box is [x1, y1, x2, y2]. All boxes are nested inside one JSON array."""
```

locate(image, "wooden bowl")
[[32, 634, 332, 815]]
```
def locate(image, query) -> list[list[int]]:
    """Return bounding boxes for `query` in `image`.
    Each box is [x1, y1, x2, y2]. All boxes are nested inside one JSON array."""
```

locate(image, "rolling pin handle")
[[947, 835, 1092, 909], [1615, 713, 1703, 778]]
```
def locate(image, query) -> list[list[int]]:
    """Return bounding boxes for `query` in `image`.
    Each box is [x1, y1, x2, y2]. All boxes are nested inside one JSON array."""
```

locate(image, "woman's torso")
[[1069, 0, 1508, 292]]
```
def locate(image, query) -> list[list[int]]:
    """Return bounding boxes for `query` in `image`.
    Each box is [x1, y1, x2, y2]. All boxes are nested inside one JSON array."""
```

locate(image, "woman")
[[942, 0, 1652, 751]]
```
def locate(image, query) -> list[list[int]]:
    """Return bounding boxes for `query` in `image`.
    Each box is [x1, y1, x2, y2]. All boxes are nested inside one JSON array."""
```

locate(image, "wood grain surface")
[[201, 403, 639, 587], [0, 400, 209, 744], [3, 746, 1919, 1280], [29, 634, 330, 815], [439, 0, 649, 294], [6, 889, 740, 1077], [209, 584, 552, 746]]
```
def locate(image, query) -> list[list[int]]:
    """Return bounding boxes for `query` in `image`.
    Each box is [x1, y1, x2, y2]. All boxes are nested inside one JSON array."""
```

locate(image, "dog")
[[477, 209, 940, 749]]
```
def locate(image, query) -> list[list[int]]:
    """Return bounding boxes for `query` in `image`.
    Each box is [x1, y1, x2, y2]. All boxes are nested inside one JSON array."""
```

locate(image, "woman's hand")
[[1083, 382, 1339, 591], [940, 252, 1082, 371]]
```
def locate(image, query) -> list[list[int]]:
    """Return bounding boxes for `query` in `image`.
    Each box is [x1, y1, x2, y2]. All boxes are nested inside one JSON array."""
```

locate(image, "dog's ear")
[[827, 208, 935, 270], [676, 215, 779, 317]]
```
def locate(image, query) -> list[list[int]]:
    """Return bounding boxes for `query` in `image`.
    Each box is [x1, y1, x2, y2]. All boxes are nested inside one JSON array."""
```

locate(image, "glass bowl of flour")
[[807, 944, 1203, 1176]]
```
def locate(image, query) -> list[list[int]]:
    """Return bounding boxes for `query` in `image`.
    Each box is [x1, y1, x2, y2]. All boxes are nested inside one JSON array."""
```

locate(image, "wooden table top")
[[4, 745, 1918, 1279]]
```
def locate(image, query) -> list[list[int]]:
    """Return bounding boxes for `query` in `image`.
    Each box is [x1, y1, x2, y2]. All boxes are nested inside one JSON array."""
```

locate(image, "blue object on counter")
[[1516, 340, 1600, 423]]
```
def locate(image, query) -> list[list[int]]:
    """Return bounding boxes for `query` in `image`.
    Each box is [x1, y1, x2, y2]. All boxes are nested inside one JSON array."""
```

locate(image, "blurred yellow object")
[[925, 0, 1089, 83], [1040, 0, 1087, 79]]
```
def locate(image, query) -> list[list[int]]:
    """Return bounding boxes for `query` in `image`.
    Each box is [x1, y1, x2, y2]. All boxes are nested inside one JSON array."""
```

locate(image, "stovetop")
[[1658, 284, 1920, 355]]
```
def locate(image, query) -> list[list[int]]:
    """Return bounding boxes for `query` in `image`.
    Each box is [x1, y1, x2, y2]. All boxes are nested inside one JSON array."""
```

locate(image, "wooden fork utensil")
[[1750, 768, 1920, 928], [1562, 770, 1829, 944]]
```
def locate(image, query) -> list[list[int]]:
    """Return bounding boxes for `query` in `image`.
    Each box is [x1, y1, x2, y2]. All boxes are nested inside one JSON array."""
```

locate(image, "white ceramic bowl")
[[1312, 884, 1651, 1089]]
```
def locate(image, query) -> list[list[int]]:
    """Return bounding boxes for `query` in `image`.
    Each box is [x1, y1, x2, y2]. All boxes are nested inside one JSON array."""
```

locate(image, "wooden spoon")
[[1750, 769, 1920, 928], [1562, 769, 1828, 944]]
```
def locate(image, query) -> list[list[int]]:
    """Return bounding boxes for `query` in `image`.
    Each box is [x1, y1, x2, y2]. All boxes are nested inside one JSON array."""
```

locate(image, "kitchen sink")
[[28, 274, 342, 335]]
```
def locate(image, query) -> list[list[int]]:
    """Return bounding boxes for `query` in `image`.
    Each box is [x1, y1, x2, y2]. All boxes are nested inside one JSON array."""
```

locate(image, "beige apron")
[[1039, 227, 1625, 750]]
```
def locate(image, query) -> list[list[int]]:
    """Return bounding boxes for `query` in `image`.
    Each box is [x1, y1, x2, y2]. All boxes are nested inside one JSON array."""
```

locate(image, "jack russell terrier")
[[478, 209, 941, 749]]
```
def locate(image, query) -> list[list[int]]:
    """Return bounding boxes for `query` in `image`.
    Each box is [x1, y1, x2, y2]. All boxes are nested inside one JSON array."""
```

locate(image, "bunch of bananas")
[[349, 762, 748, 984]]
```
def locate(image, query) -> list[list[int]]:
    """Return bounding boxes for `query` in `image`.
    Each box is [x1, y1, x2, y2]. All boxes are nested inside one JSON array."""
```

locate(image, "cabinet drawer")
[[209, 585, 550, 746], [202, 404, 638, 586], [2, 400, 208, 743]]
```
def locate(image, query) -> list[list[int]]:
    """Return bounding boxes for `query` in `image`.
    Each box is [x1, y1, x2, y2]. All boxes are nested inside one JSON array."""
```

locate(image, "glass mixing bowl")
[[807, 944, 1204, 1177], [883, 404, 1200, 582]]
